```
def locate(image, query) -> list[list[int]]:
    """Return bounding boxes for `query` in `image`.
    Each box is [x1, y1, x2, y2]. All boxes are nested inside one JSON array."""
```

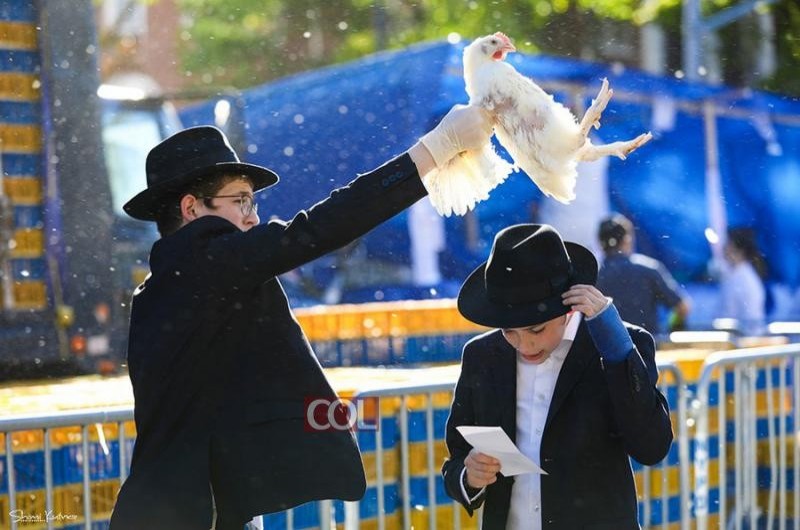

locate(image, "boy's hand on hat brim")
[[562, 284, 608, 318]]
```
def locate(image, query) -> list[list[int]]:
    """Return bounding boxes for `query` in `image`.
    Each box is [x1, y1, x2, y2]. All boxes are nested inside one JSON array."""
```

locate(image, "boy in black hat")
[[442, 224, 673, 530], [110, 105, 493, 530]]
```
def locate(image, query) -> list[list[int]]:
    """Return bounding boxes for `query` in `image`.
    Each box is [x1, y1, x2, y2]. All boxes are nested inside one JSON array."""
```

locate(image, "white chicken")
[[421, 111, 512, 217], [463, 32, 652, 204]]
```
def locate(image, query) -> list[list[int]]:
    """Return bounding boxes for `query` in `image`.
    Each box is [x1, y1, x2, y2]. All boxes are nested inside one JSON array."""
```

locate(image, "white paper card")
[[457, 425, 547, 476]]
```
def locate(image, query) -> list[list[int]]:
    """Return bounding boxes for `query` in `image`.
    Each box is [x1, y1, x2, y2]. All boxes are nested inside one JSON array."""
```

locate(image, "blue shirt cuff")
[[586, 302, 634, 363]]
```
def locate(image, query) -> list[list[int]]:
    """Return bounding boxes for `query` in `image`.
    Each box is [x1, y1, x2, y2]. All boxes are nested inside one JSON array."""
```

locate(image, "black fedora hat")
[[123, 126, 279, 221], [458, 224, 598, 329]]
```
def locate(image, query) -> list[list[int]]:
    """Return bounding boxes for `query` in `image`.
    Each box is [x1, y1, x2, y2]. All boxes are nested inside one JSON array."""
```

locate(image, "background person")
[[718, 226, 768, 335], [596, 213, 690, 336]]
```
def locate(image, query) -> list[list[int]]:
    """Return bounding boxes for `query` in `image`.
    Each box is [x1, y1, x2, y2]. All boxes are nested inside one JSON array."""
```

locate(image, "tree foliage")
[[173, 0, 798, 95], [762, 0, 800, 95]]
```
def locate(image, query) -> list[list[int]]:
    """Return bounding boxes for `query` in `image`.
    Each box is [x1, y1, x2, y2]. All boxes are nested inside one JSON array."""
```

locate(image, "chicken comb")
[[493, 32, 512, 44]]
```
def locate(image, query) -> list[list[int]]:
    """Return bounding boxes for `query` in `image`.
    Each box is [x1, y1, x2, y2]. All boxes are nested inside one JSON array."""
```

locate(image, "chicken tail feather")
[[422, 144, 513, 217]]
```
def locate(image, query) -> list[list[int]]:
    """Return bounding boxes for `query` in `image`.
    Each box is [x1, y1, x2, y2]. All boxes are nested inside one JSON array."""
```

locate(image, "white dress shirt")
[[459, 312, 585, 527], [506, 311, 581, 529], [719, 261, 766, 335]]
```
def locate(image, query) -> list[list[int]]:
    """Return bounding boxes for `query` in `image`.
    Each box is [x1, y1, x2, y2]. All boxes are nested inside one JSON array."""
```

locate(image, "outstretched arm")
[[195, 105, 494, 292]]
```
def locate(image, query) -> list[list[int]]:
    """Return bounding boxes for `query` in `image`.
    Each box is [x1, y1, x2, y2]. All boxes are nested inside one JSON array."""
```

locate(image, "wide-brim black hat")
[[123, 126, 279, 221], [458, 224, 598, 329]]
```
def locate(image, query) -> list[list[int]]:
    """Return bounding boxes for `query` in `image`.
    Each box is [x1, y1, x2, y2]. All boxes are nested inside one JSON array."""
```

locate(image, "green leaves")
[[152, 0, 797, 95]]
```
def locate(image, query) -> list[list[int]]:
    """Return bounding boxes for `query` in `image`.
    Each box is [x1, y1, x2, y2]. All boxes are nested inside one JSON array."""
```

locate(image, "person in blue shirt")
[[596, 213, 690, 336]]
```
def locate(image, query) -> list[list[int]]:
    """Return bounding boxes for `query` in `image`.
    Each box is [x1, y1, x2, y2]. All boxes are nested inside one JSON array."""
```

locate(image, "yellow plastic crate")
[[8, 280, 48, 310], [10, 228, 44, 258], [409, 504, 480, 530], [2, 176, 43, 205], [0, 72, 40, 101], [0, 21, 38, 50], [0, 124, 42, 154]]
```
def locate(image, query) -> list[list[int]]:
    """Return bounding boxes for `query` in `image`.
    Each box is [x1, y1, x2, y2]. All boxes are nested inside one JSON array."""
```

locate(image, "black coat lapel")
[[545, 321, 594, 429], [489, 338, 517, 443]]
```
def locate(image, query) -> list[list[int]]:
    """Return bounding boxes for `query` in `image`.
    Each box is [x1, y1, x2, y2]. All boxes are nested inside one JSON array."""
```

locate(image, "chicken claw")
[[615, 131, 653, 159], [577, 132, 653, 162], [579, 78, 613, 137]]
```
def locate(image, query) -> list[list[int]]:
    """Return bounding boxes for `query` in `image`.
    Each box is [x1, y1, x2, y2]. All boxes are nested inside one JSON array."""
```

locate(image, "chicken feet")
[[577, 132, 653, 162], [579, 78, 613, 137]]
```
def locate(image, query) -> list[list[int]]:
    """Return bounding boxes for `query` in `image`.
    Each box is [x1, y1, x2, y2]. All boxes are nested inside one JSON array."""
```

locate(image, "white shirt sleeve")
[[738, 266, 766, 321], [459, 467, 486, 503]]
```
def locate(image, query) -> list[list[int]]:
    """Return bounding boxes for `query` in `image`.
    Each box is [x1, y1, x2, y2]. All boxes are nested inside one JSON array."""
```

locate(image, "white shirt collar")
[[550, 311, 582, 363]]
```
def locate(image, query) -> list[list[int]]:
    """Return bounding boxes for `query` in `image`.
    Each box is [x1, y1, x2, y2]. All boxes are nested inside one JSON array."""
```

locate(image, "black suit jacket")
[[110, 154, 427, 529], [442, 321, 673, 530]]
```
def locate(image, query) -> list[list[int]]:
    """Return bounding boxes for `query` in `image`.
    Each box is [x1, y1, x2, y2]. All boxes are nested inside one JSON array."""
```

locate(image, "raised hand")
[[419, 104, 494, 168], [562, 284, 609, 318]]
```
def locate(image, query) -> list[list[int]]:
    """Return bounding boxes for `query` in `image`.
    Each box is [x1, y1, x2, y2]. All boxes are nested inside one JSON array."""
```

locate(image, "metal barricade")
[[1, 359, 688, 530], [0, 407, 132, 530], [642, 360, 691, 530], [345, 359, 688, 530], [0, 407, 330, 530], [693, 343, 800, 530], [343, 380, 464, 530]]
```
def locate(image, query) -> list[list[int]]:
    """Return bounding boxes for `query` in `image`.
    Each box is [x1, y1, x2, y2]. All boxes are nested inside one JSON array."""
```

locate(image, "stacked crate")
[[295, 300, 486, 367], [0, 2, 48, 311]]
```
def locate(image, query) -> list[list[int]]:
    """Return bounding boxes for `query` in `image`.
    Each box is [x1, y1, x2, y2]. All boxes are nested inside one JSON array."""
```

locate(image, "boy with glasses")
[[110, 106, 493, 530]]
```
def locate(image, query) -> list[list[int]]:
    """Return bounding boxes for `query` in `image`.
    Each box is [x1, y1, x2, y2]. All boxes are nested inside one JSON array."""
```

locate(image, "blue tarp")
[[181, 40, 800, 306]]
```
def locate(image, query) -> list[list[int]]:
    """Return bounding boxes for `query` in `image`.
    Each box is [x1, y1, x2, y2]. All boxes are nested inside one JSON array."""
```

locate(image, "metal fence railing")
[[643, 360, 691, 530], [0, 357, 692, 530], [0, 407, 132, 530], [692, 344, 800, 530], [340, 359, 689, 530], [342, 380, 463, 530]]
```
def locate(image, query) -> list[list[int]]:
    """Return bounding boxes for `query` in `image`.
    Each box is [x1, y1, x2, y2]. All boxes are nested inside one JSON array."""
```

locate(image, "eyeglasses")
[[198, 194, 258, 217]]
